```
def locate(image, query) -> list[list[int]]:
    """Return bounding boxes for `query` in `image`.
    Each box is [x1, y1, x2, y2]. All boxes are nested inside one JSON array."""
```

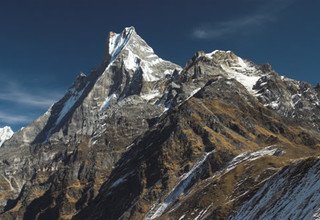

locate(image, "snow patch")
[[141, 91, 160, 101], [185, 87, 202, 102], [221, 64, 260, 94], [231, 159, 320, 220], [140, 61, 160, 81], [266, 100, 280, 109], [110, 176, 126, 189], [225, 146, 282, 173], [205, 50, 232, 57], [0, 126, 14, 147], [164, 69, 174, 75], [122, 48, 166, 82], [190, 88, 201, 97], [110, 172, 134, 189], [149, 57, 163, 66], [237, 57, 247, 68], [205, 50, 262, 94], [123, 50, 139, 71], [194, 209, 207, 220], [100, 94, 117, 111], [108, 27, 134, 62], [145, 151, 214, 219], [55, 84, 88, 126]]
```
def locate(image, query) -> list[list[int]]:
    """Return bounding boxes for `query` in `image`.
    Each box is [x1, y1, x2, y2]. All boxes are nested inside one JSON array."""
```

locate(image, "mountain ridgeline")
[[1, 27, 320, 220]]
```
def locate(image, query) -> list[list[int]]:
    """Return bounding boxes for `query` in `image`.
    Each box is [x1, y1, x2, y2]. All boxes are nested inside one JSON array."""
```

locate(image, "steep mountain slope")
[[75, 76, 320, 220], [230, 157, 320, 220], [2, 26, 180, 149], [0, 126, 13, 147], [1, 27, 320, 220], [0, 27, 180, 219]]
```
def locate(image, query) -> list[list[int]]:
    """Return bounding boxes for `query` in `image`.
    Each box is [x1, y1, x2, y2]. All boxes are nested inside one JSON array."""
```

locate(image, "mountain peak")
[[205, 50, 247, 66], [188, 49, 263, 94], [107, 26, 136, 63], [16, 26, 180, 144], [2, 26, 320, 220], [0, 126, 14, 147], [105, 26, 180, 82]]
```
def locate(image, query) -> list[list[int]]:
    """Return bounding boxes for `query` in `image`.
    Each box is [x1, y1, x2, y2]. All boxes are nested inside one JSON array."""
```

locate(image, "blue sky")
[[0, 0, 319, 130]]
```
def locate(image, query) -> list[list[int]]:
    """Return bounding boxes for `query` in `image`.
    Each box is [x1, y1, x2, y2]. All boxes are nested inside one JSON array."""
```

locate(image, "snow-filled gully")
[[145, 150, 214, 220]]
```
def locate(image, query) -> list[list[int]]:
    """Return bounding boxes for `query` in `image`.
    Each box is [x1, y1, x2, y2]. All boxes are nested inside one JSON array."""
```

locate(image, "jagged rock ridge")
[[0, 27, 320, 220]]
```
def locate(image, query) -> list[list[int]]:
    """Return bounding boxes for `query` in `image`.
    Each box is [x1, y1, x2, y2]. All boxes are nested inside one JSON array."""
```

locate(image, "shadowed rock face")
[[1, 27, 320, 220]]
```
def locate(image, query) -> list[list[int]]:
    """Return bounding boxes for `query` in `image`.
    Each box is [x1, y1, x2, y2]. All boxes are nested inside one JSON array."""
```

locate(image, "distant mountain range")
[[1, 27, 320, 220]]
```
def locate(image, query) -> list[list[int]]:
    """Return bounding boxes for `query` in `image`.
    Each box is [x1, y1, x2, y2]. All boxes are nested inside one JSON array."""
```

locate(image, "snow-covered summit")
[[205, 50, 264, 94], [102, 26, 181, 105], [108, 26, 135, 62], [18, 27, 181, 144], [106, 26, 181, 82], [0, 126, 14, 147]]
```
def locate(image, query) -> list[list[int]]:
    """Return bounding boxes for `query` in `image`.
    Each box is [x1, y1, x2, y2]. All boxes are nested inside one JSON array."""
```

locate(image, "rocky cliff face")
[[1, 27, 320, 220]]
